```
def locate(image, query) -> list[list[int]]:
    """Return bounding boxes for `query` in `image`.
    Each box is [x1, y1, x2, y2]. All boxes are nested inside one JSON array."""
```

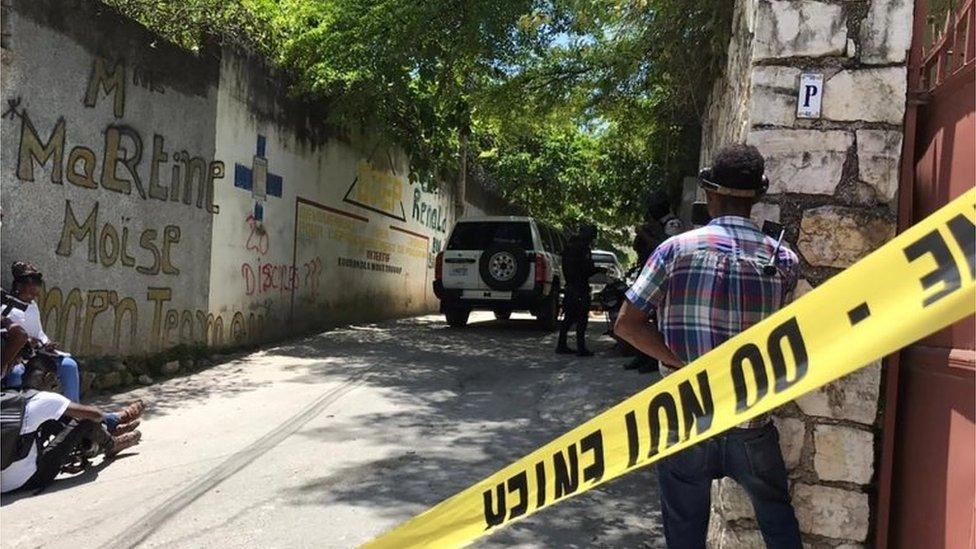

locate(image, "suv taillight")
[[534, 253, 547, 283], [435, 251, 445, 280]]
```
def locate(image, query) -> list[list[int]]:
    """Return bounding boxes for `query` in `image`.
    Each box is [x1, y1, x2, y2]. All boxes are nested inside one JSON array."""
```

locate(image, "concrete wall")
[[209, 51, 455, 346], [0, 0, 486, 363], [0, 0, 221, 357], [700, 0, 914, 546]]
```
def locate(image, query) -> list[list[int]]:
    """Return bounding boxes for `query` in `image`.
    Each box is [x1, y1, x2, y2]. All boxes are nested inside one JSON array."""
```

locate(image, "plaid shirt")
[[626, 215, 799, 428]]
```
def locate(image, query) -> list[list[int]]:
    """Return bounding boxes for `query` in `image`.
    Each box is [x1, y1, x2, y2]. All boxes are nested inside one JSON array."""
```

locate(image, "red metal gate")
[[877, 0, 976, 547]]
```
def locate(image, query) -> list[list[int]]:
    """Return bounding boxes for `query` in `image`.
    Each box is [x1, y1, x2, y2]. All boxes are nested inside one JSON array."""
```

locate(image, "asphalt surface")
[[0, 312, 665, 548]]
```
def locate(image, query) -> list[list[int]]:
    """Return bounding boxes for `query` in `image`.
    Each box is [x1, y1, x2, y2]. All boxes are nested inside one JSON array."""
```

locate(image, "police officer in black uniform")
[[624, 191, 676, 372], [556, 224, 601, 357]]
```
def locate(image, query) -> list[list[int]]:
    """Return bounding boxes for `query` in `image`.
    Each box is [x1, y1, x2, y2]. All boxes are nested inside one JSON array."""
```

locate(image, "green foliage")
[[103, 0, 734, 241], [477, 0, 734, 234], [271, 0, 552, 183], [103, 0, 281, 54]]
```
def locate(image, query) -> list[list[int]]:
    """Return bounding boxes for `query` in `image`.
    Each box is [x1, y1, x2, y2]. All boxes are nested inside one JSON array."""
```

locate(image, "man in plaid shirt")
[[616, 145, 802, 548]]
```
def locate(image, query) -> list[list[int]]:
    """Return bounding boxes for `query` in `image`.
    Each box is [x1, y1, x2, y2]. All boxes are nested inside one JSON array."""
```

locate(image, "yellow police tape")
[[365, 188, 976, 549]]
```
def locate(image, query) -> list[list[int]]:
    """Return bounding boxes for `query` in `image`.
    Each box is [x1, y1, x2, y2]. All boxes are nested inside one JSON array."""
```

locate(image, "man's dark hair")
[[711, 144, 765, 190], [24, 355, 57, 379]]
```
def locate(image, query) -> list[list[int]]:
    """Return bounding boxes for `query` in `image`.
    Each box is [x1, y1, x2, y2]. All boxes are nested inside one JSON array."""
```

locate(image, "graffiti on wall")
[[0, 55, 280, 353], [36, 285, 267, 355], [244, 213, 269, 255], [343, 160, 406, 221], [297, 199, 429, 279], [55, 200, 181, 275], [411, 186, 448, 233], [12, 57, 225, 213]]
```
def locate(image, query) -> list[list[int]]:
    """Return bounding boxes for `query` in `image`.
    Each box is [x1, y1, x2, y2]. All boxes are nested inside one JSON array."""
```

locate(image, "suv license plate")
[[462, 290, 512, 300], [450, 266, 469, 276]]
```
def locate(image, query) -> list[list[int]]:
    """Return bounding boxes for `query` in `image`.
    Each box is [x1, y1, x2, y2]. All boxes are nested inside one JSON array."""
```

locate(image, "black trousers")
[[558, 285, 591, 350], [22, 419, 110, 491]]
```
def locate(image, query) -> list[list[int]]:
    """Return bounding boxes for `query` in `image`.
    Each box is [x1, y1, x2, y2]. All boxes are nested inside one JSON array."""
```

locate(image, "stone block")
[[754, 0, 848, 59], [822, 68, 908, 124], [792, 279, 814, 300], [138, 374, 154, 385], [750, 66, 800, 126], [774, 415, 806, 471], [161, 360, 181, 375], [793, 483, 870, 540], [796, 361, 881, 424], [707, 510, 726, 547], [95, 371, 121, 390], [857, 129, 903, 202], [712, 526, 765, 548], [748, 130, 853, 195], [128, 360, 149, 375], [753, 65, 801, 89], [797, 207, 895, 268], [714, 477, 755, 520], [80, 371, 96, 397], [814, 424, 874, 484], [751, 201, 782, 225], [860, 0, 914, 64]]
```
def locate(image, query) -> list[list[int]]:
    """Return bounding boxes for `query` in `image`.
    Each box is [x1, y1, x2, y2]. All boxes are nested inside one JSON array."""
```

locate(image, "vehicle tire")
[[445, 307, 471, 328], [493, 309, 512, 321], [536, 280, 560, 330], [479, 243, 530, 291]]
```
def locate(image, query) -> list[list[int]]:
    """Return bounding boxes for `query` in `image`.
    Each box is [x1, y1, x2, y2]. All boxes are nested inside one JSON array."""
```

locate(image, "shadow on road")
[[84, 312, 664, 547], [272, 313, 664, 547]]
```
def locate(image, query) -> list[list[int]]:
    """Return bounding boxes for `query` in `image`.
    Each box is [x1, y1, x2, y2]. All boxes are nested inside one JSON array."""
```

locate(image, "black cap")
[[700, 144, 769, 198], [11, 261, 42, 282]]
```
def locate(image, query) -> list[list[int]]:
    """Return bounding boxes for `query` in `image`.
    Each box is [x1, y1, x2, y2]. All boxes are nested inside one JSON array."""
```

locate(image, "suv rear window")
[[447, 222, 534, 250]]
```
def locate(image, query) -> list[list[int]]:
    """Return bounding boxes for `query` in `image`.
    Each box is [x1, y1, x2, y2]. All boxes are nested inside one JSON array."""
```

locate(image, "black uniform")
[[625, 219, 667, 372], [557, 236, 601, 355]]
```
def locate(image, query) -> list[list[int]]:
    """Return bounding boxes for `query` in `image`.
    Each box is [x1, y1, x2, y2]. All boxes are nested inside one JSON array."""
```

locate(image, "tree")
[[104, 0, 734, 245]]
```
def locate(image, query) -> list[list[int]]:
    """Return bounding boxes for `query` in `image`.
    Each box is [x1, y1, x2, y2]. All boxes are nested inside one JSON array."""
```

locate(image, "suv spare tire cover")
[[479, 243, 531, 291]]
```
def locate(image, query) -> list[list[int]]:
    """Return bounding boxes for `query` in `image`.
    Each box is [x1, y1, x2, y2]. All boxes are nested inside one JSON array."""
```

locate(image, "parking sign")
[[797, 73, 824, 119]]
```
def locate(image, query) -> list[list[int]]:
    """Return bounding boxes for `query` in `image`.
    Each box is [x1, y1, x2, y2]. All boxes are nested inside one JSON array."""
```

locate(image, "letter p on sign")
[[797, 73, 824, 119]]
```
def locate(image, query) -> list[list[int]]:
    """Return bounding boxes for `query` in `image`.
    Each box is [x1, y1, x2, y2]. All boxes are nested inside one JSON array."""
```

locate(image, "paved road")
[[1, 312, 664, 548]]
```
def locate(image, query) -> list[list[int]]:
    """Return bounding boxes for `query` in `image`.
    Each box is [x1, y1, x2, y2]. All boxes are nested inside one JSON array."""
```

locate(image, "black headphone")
[[698, 167, 769, 198]]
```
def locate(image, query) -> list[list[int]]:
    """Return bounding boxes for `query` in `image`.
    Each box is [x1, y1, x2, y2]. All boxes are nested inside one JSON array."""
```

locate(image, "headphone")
[[698, 167, 769, 198]]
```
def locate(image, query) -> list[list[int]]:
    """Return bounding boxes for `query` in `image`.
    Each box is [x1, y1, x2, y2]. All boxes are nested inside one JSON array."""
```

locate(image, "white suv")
[[433, 216, 564, 329]]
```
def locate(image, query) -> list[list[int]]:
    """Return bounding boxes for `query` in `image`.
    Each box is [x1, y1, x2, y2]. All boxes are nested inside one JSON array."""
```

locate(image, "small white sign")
[[796, 73, 823, 119]]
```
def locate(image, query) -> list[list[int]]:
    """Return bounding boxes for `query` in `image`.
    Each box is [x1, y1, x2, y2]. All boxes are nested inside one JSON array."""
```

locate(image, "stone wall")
[[701, 0, 913, 547], [0, 0, 504, 382]]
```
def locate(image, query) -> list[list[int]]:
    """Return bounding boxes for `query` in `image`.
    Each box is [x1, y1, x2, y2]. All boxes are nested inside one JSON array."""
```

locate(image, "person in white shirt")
[[1, 358, 144, 494], [2, 262, 81, 401]]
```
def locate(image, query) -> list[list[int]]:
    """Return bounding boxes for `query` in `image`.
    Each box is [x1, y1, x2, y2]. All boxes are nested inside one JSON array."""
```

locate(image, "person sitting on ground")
[[1, 357, 144, 494], [2, 262, 82, 401]]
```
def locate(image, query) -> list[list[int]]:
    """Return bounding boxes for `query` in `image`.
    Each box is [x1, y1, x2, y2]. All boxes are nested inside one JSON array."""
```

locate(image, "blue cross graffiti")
[[234, 135, 283, 198]]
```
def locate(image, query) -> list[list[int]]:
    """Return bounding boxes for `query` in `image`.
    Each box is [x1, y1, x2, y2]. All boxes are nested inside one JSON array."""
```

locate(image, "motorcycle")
[[596, 265, 639, 337]]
